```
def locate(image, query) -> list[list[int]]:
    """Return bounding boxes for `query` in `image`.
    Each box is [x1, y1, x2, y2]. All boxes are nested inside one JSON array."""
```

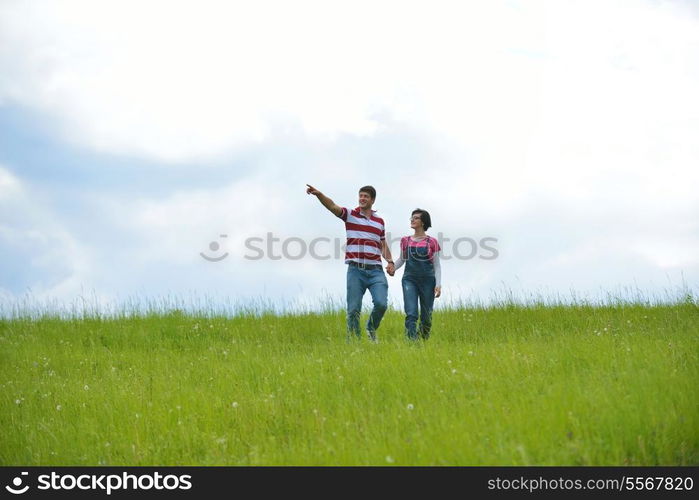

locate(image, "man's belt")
[[348, 261, 383, 270]]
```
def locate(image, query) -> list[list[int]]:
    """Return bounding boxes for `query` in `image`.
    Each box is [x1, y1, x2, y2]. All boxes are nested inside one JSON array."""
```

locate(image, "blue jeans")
[[346, 265, 388, 341], [402, 273, 436, 340]]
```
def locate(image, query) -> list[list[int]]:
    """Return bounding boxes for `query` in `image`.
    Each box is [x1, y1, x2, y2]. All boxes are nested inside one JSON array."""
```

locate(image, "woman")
[[389, 208, 441, 340]]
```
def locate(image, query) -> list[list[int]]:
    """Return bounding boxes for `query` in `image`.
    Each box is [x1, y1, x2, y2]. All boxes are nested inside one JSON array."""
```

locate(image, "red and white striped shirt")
[[337, 206, 386, 265]]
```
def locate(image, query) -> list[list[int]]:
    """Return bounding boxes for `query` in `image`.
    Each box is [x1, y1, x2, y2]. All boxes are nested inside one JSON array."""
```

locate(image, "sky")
[[1, 0, 698, 315]]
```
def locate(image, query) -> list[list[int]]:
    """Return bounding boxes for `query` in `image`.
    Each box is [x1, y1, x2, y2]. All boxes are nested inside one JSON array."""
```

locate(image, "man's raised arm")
[[306, 184, 343, 218]]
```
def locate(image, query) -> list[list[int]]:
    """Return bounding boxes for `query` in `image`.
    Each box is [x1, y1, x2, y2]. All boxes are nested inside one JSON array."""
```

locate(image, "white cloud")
[[0, 0, 548, 162], [0, 164, 97, 303], [0, 166, 22, 200], [1, 1, 697, 166], [1, 1, 698, 310]]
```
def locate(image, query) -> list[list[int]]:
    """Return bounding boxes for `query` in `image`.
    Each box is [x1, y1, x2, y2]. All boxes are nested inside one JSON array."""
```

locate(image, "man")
[[306, 184, 395, 341]]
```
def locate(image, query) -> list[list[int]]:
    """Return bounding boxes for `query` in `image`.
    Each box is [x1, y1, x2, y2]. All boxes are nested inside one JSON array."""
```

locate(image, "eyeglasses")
[[410, 216, 422, 221]]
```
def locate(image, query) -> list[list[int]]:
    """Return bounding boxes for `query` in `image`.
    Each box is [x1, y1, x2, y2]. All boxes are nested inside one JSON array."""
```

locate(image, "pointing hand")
[[306, 184, 321, 196]]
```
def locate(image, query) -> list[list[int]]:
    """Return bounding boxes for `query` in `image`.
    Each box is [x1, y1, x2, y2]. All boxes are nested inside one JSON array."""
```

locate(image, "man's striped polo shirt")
[[337, 206, 386, 265]]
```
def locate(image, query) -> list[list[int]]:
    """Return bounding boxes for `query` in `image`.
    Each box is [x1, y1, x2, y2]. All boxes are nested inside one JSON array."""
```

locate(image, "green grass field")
[[1, 301, 697, 465]]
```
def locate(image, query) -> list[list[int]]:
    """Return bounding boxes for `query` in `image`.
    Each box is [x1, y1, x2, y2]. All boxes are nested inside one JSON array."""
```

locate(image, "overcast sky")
[[1, 0, 698, 315]]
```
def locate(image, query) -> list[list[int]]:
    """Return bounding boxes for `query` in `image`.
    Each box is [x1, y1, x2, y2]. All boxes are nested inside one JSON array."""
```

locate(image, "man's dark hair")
[[412, 208, 432, 231], [359, 185, 376, 200]]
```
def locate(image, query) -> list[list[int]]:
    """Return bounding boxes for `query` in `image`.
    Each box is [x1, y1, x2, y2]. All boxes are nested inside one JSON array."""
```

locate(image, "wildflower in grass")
[[231, 402, 239, 408], [56, 405, 62, 411], [15, 399, 21, 405], [84, 384, 89, 390], [385, 456, 395, 463], [407, 404, 414, 411], [451, 369, 457, 374]]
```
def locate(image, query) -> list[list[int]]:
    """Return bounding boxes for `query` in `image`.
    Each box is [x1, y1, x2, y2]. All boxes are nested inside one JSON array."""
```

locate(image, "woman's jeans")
[[346, 264, 388, 341], [402, 273, 436, 340]]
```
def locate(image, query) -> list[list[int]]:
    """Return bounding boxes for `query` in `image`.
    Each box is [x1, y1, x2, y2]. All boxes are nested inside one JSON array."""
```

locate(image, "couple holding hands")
[[306, 184, 441, 342]]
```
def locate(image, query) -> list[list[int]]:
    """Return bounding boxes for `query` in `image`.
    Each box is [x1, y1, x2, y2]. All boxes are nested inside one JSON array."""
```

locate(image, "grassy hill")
[[1, 302, 697, 465]]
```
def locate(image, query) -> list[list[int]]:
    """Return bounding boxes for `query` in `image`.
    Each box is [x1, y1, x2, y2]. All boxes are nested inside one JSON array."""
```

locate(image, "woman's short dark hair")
[[359, 185, 376, 200], [412, 208, 432, 230]]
